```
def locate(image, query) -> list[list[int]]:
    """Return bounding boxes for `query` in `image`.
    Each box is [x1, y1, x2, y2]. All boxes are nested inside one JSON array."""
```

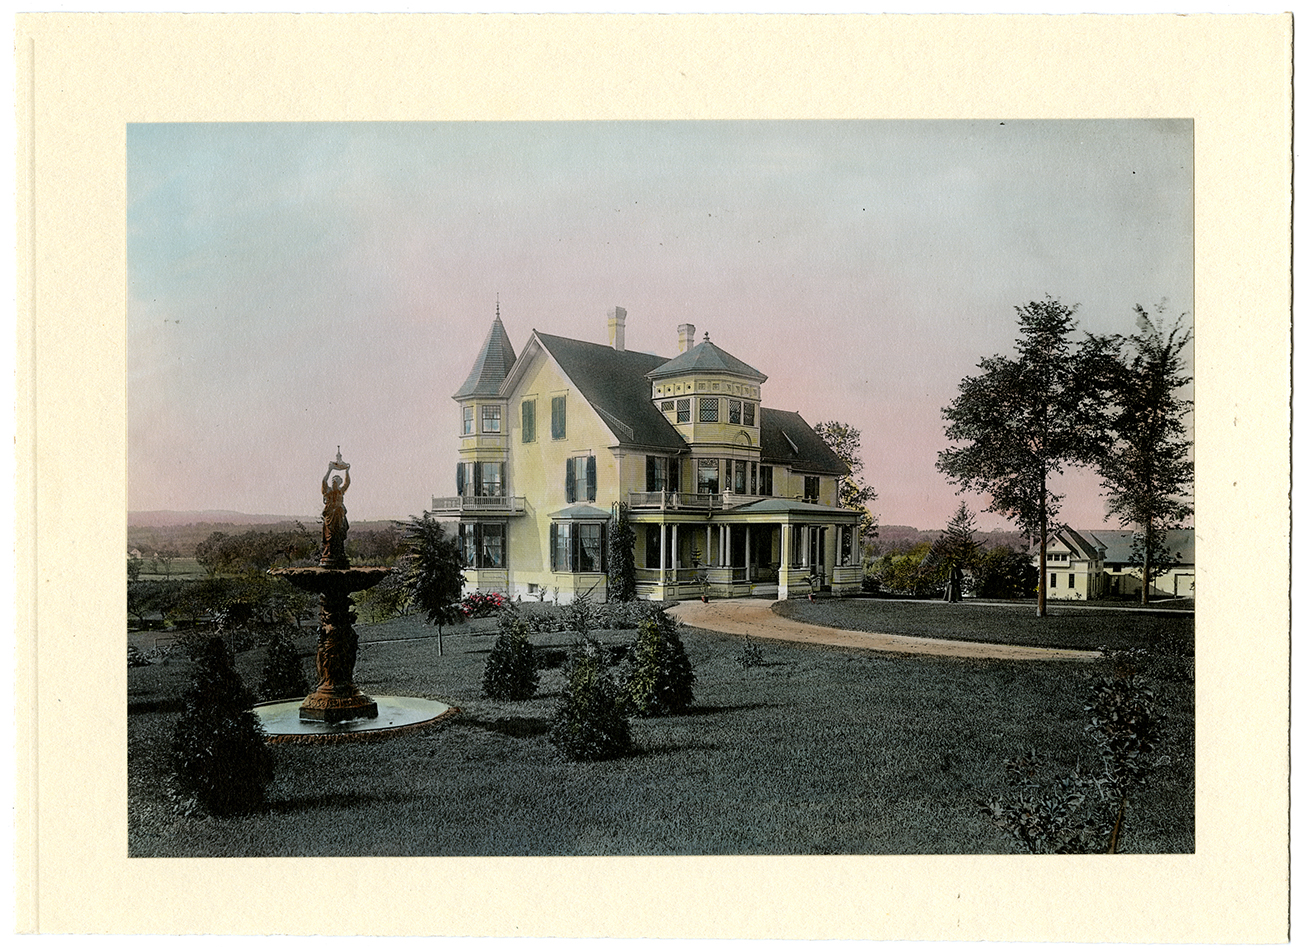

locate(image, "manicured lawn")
[[128, 608, 1193, 856], [775, 597, 1194, 653]]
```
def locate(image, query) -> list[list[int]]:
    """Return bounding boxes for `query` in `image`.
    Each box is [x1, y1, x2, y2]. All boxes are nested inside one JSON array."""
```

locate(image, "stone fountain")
[[260, 450, 455, 742]]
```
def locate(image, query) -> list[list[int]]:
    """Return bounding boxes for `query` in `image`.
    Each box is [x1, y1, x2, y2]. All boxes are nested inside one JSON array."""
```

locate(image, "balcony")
[[627, 491, 753, 511], [429, 495, 525, 515]]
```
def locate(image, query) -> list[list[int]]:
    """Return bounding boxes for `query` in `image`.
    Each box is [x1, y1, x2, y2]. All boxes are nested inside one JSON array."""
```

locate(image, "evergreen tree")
[[550, 650, 634, 761], [169, 635, 275, 816], [605, 503, 638, 602], [257, 627, 311, 701], [482, 608, 540, 700], [623, 610, 695, 716], [400, 512, 466, 656]]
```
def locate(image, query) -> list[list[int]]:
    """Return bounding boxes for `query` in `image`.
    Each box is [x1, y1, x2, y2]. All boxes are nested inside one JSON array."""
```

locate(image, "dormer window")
[[699, 397, 719, 422], [676, 399, 691, 424], [743, 402, 756, 426], [481, 405, 501, 433], [729, 399, 742, 424]]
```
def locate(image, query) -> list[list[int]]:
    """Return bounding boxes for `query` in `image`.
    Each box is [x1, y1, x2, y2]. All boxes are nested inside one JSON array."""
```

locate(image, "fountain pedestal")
[[269, 566, 390, 722]]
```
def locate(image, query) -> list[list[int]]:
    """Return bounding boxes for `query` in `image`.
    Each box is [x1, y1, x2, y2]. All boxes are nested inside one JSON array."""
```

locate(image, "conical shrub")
[[550, 649, 633, 761], [169, 635, 275, 816], [622, 610, 695, 716], [257, 627, 311, 701], [482, 611, 540, 701]]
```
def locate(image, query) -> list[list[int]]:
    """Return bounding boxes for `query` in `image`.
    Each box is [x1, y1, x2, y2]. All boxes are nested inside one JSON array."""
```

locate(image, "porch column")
[[659, 522, 667, 584], [852, 522, 860, 565], [723, 525, 731, 567], [706, 524, 712, 566], [778, 522, 792, 600], [802, 525, 810, 570], [671, 523, 679, 574], [745, 526, 752, 582], [834, 526, 842, 566]]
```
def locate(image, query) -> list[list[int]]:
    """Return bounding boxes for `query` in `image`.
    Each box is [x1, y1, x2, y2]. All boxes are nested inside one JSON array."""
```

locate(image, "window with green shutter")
[[521, 399, 535, 443], [551, 395, 566, 439]]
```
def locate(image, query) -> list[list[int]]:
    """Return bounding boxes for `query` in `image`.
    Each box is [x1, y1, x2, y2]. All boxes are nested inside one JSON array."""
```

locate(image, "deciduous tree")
[[936, 298, 1109, 616], [813, 420, 879, 541], [1094, 307, 1193, 604]]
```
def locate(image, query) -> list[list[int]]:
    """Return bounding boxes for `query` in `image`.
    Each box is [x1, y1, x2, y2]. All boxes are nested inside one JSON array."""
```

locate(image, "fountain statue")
[[270, 449, 389, 722]]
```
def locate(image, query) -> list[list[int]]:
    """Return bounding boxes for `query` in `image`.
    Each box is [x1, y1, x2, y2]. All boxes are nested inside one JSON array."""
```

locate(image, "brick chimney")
[[608, 306, 627, 351], [678, 323, 696, 353]]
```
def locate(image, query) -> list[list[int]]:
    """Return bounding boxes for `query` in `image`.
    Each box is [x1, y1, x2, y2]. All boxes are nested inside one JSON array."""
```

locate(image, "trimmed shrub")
[[622, 610, 695, 717], [257, 628, 311, 701], [482, 613, 540, 701], [169, 635, 274, 816], [549, 649, 633, 761], [737, 637, 764, 669]]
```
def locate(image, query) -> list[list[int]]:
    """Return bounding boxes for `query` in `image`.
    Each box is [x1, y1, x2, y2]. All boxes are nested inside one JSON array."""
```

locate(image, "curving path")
[[667, 597, 1101, 662]]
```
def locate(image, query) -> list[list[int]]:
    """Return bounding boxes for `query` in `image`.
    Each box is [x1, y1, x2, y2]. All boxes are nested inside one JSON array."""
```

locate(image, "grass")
[[128, 606, 1193, 856], [775, 597, 1194, 653]]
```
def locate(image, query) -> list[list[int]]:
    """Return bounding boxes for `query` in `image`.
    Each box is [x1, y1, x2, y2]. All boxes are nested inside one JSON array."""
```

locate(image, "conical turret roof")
[[455, 313, 517, 399]]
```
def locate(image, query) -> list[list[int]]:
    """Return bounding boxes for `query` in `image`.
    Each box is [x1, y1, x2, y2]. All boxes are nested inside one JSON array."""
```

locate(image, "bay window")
[[551, 521, 605, 573]]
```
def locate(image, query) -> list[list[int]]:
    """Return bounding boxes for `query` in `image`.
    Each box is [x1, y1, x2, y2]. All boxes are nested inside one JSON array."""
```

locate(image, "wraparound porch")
[[626, 498, 863, 602]]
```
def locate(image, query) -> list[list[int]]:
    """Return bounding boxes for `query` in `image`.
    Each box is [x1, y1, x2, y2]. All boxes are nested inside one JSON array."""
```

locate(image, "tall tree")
[[400, 512, 466, 656], [813, 420, 880, 541], [936, 298, 1108, 617], [1095, 306, 1193, 604]]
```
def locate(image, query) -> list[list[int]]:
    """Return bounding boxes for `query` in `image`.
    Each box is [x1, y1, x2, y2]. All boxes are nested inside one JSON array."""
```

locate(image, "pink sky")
[[128, 121, 1191, 531]]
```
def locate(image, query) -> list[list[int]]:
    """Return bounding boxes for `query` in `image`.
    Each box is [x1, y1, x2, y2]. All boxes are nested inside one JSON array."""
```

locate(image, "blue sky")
[[128, 120, 1192, 529]]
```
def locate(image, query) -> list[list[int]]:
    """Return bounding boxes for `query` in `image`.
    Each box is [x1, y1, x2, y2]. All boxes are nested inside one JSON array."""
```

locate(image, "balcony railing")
[[627, 491, 750, 510], [429, 495, 525, 514]]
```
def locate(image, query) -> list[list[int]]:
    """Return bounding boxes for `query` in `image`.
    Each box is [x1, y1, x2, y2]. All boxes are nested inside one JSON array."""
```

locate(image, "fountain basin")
[[268, 565, 391, 594], [255, 695, 457, 745]]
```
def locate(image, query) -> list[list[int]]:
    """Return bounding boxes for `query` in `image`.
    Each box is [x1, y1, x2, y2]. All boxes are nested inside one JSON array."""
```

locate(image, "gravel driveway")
[[668, 597, 1100, 662]]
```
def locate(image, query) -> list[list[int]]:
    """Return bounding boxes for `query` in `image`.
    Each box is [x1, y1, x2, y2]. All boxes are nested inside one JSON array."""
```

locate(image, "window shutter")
[[565, 458, 576, 504], [456, 462, 465, 496], [646, 456, 655, 492], [600, 523, 608, 573], [586, 455, 597, 501], [550, 523, 558, 572], [669, 458, 680, 492], [472, 462, 482, 498]]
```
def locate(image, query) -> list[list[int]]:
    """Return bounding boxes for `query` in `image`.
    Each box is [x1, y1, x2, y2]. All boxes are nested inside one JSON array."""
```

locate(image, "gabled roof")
[[646, 336, 768, 383], [759, 409, 850, 476], [1086, 528, 1195, 565], [533, 333, 688, 452], [1035, 525, 1102, 560], [455, 315, 518, 399]]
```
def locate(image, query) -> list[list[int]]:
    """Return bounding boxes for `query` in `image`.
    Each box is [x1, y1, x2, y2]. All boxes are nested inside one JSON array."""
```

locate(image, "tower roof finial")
[[496, 293, 500, 320]]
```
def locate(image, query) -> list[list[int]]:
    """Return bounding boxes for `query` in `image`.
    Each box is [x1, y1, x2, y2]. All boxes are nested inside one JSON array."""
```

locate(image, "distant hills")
[[129, 510, 310, 528], [128, 511, 1031, 555]]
